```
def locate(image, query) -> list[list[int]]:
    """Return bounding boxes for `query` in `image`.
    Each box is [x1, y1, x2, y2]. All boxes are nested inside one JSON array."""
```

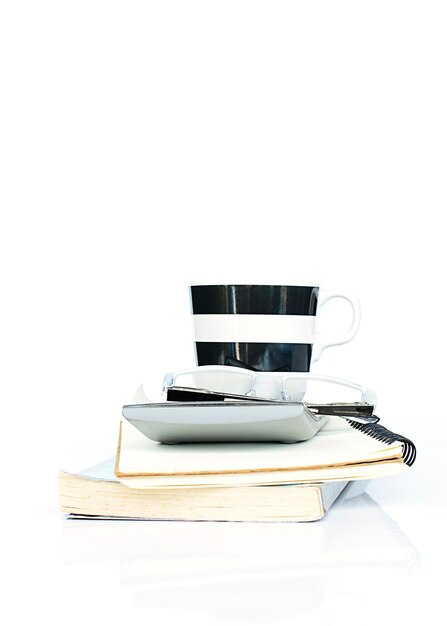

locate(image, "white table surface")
[[3, 2, 446, 622], [6, 454, 445, 626]]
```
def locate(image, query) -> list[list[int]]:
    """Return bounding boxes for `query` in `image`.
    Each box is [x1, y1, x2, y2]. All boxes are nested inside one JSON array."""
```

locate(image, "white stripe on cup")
[[193, 314, 316, 343]]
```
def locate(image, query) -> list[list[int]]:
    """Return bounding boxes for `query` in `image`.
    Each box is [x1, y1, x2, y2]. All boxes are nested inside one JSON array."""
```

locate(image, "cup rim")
[[190, 283, 320, 288]]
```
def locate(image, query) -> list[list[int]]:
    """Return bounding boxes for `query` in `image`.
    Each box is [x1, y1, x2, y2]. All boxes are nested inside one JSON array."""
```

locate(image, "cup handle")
[[312, 290, 361, 362]]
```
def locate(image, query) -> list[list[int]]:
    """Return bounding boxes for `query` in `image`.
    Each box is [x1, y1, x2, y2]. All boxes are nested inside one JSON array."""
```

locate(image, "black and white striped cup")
[[190, 284, 360, 372]]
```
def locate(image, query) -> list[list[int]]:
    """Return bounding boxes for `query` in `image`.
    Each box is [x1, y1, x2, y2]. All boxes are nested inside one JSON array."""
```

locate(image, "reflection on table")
[[63, 486, 419, 622]]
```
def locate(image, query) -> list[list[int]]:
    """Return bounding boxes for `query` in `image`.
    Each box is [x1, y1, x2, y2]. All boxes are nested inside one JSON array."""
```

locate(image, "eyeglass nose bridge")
[[244, 371, 261, 397], [281, 373, 308, 401]]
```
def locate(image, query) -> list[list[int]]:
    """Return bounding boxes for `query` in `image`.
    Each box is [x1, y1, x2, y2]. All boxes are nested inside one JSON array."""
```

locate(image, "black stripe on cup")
[[190, 285, 319, 316], [194, 342, 313, 372]]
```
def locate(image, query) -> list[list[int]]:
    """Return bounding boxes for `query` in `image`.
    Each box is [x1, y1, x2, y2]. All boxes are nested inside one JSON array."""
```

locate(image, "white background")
[[1, 1, 446, 625]]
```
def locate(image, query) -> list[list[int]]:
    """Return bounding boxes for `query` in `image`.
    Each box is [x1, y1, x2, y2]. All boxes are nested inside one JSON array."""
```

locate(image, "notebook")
[[59, 457, 349, 522], [115, 414, 416, 488]]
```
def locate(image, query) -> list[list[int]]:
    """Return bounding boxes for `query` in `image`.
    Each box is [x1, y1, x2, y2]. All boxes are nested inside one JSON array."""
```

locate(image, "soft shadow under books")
[[62, 490, 419, 623]]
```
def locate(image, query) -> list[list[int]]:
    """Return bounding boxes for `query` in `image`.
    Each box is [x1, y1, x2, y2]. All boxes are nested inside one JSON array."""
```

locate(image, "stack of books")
[[59, 406, 416, 522], [59, 282, 418, 522]]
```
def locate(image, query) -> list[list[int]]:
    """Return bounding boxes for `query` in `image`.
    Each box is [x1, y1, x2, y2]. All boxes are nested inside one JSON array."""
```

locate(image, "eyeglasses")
[[162, 365, 377, 406]]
